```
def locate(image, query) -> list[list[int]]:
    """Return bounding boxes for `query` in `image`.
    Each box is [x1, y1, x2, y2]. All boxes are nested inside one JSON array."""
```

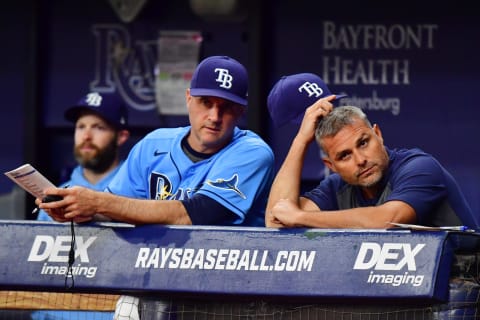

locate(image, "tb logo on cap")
[[85, 92, 103, 107], [299, 82, 324, 98], [214, 68, 233, 89]]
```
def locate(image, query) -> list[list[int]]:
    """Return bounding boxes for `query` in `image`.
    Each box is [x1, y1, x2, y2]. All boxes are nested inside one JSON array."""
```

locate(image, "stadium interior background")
[[0, 0, 479, 221], [1, 1, 480, 319]]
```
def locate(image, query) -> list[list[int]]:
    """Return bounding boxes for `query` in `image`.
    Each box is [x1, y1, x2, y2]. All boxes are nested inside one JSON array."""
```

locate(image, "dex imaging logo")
[[28, 235, 98, 278], [353, 242, 426, 287]]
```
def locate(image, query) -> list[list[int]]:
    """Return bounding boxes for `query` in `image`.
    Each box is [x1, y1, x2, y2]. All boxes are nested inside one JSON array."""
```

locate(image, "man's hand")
[[39, 186, 97, 223], [270, 198, 305, 228], [296, 95, 336, 145], [265, 210, 286, 228]]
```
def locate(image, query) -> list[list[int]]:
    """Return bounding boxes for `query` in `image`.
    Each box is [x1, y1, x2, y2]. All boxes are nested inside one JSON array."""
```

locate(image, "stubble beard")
[[358, 150, 389, 189]]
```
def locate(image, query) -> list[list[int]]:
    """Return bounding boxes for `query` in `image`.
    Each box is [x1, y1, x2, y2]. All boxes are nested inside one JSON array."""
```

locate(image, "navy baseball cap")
[[190, 56, 248, 106], [64, 92, 128, 130], [267, 73, 347, 128]]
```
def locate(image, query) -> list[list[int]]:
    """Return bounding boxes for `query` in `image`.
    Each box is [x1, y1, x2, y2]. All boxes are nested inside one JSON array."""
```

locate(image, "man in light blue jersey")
[[39, 56, 274, 227], [38, 56, 275, 319]]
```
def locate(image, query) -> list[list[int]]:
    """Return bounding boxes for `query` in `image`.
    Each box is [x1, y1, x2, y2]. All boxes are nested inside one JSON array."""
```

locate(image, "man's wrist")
[[292, 135, 312, 149]]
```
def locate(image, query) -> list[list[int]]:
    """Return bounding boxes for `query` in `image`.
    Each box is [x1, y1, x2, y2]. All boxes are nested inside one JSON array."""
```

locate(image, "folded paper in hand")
[[4, 163, 56, 199]]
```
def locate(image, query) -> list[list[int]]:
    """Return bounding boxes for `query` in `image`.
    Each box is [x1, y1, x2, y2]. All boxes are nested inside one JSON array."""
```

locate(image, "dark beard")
[[74, 136, 118, 174]]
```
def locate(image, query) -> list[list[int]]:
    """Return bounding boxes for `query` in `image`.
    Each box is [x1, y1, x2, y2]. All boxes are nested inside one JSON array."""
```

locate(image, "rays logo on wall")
[[89, 25, 201, 114], [90, 24, 157, 111]]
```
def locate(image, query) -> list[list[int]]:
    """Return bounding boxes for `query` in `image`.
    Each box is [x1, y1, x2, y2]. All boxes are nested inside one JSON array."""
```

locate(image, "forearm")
[[92, 193, 192, 225], [266, 136, 310, 211], [293, 208, 382, 229], [40, 187, 193, 225], [267, 97, 333, 217], [291, 203, 415, 229]]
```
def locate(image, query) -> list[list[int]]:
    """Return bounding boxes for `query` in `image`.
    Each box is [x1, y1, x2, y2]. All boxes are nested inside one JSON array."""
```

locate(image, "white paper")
[[388, 222, 473, 232], [4, 163, 56, 199]]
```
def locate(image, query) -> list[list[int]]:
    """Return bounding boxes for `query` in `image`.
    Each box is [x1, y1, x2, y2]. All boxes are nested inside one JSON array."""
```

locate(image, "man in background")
[[36, 92, 130, 219], [32, 91, 130, 320]]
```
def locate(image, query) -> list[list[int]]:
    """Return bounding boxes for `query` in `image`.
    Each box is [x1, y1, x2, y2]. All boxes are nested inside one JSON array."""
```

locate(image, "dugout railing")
[[1, 220, 479, 319]]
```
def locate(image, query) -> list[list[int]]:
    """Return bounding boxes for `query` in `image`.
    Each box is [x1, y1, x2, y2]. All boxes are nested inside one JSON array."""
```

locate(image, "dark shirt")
[[303, 148, 478, 228]]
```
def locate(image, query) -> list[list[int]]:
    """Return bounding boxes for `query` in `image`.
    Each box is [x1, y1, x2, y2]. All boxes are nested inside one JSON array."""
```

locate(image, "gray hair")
[[315, 106, 372, 152]]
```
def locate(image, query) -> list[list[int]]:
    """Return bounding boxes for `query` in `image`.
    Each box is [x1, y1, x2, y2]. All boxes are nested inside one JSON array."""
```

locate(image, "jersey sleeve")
[[181, 194, 239, 225], [196, 136, 274, 223]]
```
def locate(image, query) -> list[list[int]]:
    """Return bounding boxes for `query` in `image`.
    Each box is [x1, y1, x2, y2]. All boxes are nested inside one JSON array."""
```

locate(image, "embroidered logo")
[[298, 81, 324, 97], [85, 92, 103, 107], [150, 173, 173, 200], [206, 174, 246, 199], [214, 68, 233, 89]]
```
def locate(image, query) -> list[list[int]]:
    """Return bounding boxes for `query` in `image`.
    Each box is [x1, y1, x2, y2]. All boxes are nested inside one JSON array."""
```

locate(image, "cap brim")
[[333, 93, 348, 100], [190, 88, 247, 107], [64, 106, 121, 129], [288, 93, 348, 125], [64, 106, 93, 123]]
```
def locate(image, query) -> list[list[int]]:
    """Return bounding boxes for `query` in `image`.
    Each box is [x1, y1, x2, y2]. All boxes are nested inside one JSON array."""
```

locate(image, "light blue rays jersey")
[[36, 164, 123, 221], [107, 126, 275, 226]]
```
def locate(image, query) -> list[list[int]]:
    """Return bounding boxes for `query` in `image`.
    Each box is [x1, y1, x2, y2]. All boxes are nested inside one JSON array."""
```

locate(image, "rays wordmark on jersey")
[[149, 173, 246, 201], [150, 173, 188, 200]]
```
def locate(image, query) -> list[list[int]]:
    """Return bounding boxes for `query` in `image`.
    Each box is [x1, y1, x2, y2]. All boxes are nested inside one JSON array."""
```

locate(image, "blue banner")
[[1, 221, 475, 301]]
